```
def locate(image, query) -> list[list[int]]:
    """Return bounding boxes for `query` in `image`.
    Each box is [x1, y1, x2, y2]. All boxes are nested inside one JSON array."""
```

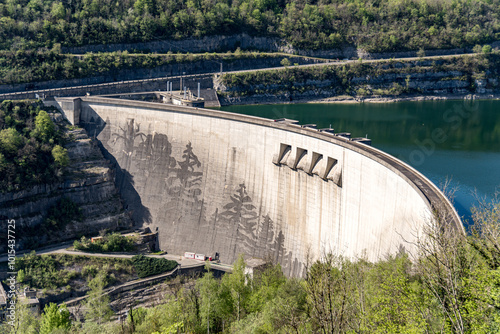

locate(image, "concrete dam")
[[52, 96, 462, 277]]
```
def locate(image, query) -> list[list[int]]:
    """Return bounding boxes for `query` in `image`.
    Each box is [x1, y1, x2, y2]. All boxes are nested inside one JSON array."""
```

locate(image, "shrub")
[[81, 265, 99, 278], [131, 255, 178, 278], [280, 58, 291, 67], [482, 45, 492, 54], [74, 233, 136, 253], [51, 145, 69, 167]]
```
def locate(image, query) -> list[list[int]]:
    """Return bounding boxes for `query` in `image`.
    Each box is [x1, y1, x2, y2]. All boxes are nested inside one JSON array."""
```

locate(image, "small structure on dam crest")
[[48, 96, 463, 277]]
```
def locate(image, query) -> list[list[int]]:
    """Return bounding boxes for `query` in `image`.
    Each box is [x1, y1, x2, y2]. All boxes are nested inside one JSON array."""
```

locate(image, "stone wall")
[[55, 97, 461, 277]]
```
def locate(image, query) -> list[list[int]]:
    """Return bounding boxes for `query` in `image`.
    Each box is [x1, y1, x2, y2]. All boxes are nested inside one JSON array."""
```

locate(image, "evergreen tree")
[[84, 273, 113, 324], [39, 303, 71, 334]]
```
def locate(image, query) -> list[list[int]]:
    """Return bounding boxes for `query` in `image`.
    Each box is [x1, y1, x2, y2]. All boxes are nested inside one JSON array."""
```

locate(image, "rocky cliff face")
[[0, 114, 132, 252], [61, 33, 500, 60], [0, 54, 323, 95], [216, 56, 500, 105]]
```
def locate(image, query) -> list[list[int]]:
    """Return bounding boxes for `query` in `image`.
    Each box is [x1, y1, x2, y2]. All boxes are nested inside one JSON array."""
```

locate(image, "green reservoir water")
[[218, 100, 500, 223]]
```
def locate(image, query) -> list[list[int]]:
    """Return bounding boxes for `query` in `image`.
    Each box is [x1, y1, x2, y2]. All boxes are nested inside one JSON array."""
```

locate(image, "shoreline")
[[312, 93, 500, 104], [219, 93, 500, 106]]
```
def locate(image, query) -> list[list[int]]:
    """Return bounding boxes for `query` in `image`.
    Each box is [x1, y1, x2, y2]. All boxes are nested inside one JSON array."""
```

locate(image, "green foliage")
[[220, 53, 500, 99], [15, 251, 74, 289], [0, 101, 65, 192], [127, 307, 148, 329], [417, 48, 426, 58], [305, 254, 361, 333], [51, 144, 69, 167], [0, 50, 279, 85], [361, 254, 430, 333], [3, 299, 40, 334], [0, 128, 23, 155], [131, 255, 178, 278], [14, 252, 134, 292], [74, 233, 136, 253], [483, 45, 493, 54], [32, 110, 55, 143], [280, 58, 291, 67], [39, 303, 71, 334], [133, 295, 184, 333], [0, 0, 498, 52], [84, 273, 114, 323]]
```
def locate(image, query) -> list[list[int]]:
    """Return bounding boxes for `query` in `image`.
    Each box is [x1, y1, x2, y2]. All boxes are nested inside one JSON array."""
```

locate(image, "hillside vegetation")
[[0, 49, 309, 85], [0, 0, 499, 52], [0, 100, 68, 192], [2, 199, 500, 333], [218, 53, 499, 99]]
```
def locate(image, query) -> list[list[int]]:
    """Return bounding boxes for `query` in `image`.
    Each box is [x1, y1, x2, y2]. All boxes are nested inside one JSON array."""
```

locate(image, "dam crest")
[[49, 96, 463, 277]]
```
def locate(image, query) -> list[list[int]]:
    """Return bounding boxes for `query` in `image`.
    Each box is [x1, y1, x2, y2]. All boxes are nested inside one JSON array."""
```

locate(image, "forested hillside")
[[0, 0, 499, 52], [0, 100, 68, 192], [2, 201, 500, 333]]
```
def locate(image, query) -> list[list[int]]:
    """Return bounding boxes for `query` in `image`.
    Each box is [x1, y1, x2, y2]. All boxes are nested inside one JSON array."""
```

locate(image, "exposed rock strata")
[[0, 119, 132, 253]]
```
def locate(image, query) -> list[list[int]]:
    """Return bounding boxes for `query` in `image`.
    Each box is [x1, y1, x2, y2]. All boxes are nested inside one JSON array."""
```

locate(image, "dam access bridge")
[[48, 95, 463, 277]]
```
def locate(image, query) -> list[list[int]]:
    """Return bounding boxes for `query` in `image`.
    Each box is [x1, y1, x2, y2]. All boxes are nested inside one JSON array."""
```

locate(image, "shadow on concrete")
[[81, 108, 152, 227]]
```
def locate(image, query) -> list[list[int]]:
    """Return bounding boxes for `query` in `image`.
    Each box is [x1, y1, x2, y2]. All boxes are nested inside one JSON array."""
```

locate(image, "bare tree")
[[412, 183, 490, 333], [469, 193, 500, 269]]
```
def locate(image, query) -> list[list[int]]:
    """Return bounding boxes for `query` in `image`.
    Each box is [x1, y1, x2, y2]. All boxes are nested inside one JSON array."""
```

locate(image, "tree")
[[220, 255, 250, 323], [362, 255, 430, 333], [51, 144, 69, 167], [305, 254, 360, 334], [50, 2, 66, 20], [84, 273, 113, 323], [280, 58, 291, 67], [39, 303, 71, 334], [482, 45, 492, 54], [4, 299, 40, 334], [133, 296, 183, 334], [197, 266, 222, 333], [470, 197, 500, 269], [413, 201, 500, 333], [260, 278, 309, 333], [32, 110, 55, 142], [473, 44, 483, 54], [0, 128, 23, 155]]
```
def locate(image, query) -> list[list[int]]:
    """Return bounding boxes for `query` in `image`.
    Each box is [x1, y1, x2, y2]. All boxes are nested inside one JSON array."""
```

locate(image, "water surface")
[[218, 100, 500, 223]]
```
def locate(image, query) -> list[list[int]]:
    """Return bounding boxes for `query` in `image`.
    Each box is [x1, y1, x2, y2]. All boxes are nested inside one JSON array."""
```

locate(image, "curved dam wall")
[[53, 97, 462, 277]]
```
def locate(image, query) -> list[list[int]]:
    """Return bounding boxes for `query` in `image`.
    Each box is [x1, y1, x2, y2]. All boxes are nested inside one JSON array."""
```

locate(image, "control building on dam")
[[50, 96, 463, 277]]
